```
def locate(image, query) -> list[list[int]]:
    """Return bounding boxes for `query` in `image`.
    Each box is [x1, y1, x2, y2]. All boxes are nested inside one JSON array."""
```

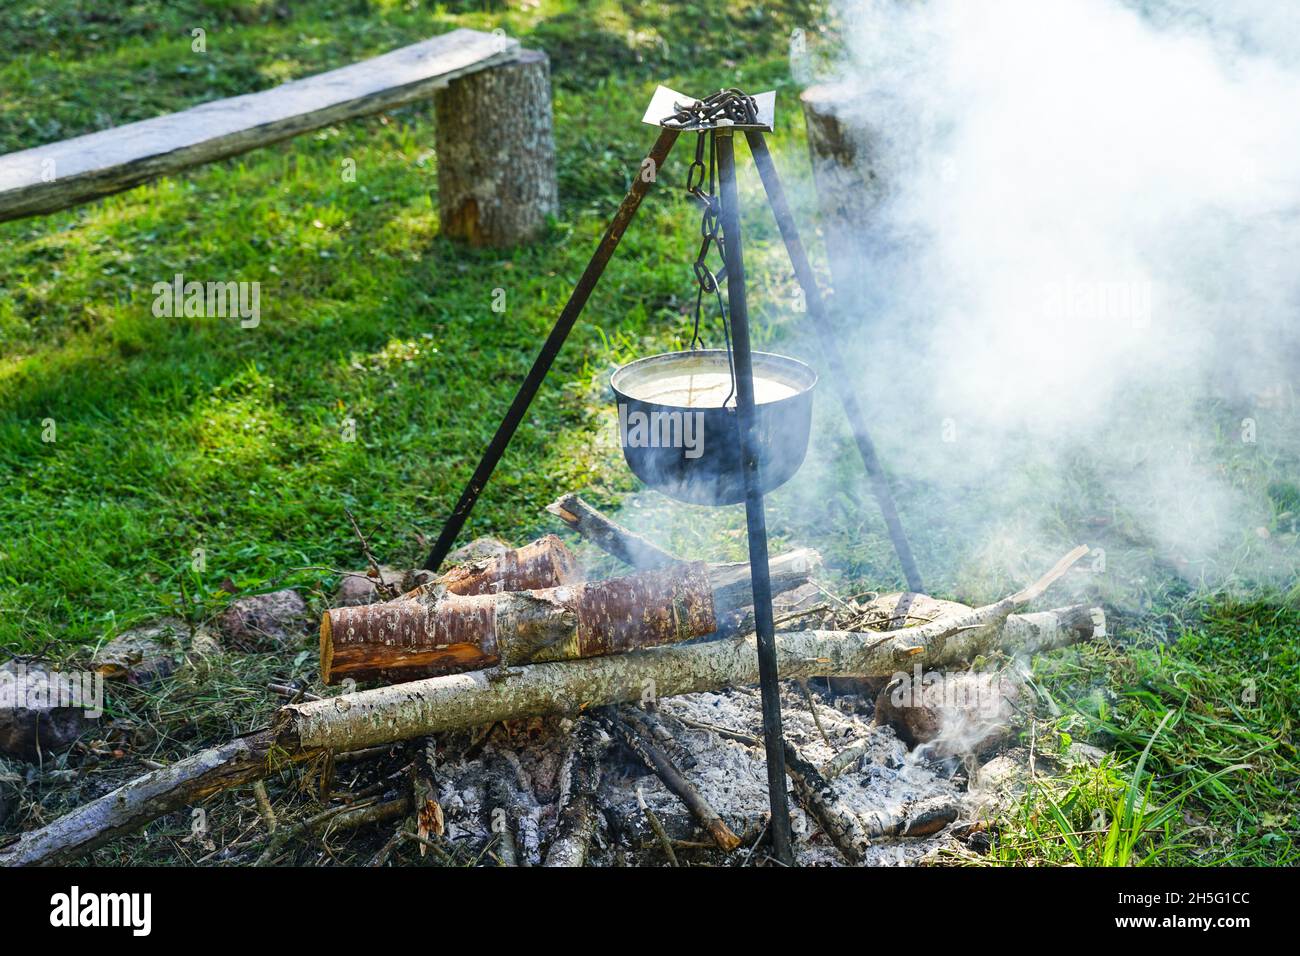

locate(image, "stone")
[[216, 589, 310, 648], [333, 567, 408, 607], [444, 537, 510, 566], [0, 661, 102, 762], [93, 618, 183, 684]]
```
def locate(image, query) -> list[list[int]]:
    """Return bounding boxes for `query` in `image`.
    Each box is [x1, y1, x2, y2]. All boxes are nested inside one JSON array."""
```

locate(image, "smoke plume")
[[790, 0, 1300, 597]]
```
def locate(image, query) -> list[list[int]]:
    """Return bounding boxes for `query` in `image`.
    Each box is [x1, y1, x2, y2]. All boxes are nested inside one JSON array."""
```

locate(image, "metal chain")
[[684, 128, 737, 408], [663, 88, 759, 130]]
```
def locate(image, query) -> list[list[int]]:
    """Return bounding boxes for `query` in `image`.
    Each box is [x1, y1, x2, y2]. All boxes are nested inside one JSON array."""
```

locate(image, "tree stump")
[[434, 48, 558, 247], [799, 83, 884, 308]]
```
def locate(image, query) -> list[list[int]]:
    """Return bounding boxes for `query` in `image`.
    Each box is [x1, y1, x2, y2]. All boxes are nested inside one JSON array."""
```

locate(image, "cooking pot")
[[610, 349, 817, 506]]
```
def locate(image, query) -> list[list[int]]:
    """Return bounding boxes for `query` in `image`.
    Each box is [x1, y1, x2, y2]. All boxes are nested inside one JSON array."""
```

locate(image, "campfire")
[[0, 494, 1102, 867]]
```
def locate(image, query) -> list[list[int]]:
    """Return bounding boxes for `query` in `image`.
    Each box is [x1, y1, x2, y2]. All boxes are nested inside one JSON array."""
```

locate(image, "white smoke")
[[789, 0, 1300, 593]]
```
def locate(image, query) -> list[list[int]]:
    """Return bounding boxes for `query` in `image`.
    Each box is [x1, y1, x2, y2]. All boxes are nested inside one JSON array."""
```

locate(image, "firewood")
[[290, 548, 1093, 753], [542, 721, 605, 867], [546, 494, 678, 569], [0, 550, 1092, 866], [322, 561, 714, 685], [321, 550, 821, 685], [430, 533, 579, 598]]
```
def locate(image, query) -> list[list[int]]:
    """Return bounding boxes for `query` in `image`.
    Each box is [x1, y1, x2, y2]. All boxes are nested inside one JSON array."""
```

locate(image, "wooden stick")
[[599, 706, 741, 851], [546, 494, 678, 569], [636, 786, 679, 865], [0, 730, 302, 867]]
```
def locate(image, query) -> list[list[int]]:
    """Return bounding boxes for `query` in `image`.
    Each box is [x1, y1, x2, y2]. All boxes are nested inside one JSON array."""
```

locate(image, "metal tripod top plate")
[[640, 85, 776, 132]]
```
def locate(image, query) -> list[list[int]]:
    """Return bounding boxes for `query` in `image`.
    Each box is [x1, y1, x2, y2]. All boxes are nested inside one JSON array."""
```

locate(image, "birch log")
[[429, 533, 579, 598], [286, 547, 1093, 752], [321, 549, 820, 685], [323, 561, 717, 684]]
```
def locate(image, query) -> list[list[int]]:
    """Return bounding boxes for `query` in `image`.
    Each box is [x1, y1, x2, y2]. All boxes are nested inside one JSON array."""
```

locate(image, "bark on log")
[[287, 551, 1093, 754], [323, 561, 716, 685], [0, 728, 302, 867], [429, 533, 578, 599], [321, 549, 820, 685], [546, 494, 678, 570], [434, 48, 557, 247], [321, 533, 578, 683]]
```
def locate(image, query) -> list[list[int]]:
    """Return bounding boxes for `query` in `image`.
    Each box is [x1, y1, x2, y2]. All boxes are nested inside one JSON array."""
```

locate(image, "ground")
[[0, 0, 1296, 865]]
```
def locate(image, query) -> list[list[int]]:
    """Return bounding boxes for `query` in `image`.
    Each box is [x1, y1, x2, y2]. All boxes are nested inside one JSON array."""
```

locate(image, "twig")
[[797, 678, 837, 754], [251, 781, 277, 834], [344, 506, 398, 600], [637, 786, 679, 866], [268, 681, 321, 703], [254, 795, 407, 866]]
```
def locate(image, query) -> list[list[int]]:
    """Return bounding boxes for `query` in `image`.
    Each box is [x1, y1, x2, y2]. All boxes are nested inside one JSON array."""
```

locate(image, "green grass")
[[0, 0, 827, 648], [0, 0, 1296, 866], [983, 597, 1299, 866]]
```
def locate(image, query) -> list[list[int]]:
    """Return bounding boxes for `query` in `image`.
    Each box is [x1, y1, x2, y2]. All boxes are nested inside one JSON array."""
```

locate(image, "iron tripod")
[[422, 121, 923, 868]]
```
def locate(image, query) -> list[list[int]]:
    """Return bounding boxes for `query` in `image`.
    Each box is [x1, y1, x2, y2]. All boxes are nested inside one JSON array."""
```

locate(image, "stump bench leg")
[[434, 47, 557, 247]]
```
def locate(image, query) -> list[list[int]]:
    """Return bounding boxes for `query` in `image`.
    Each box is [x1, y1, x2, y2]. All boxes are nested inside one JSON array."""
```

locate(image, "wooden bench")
[[0, 28, 556, 246]]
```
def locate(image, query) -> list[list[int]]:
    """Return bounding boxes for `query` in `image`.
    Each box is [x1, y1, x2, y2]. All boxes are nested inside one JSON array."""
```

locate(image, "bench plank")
[[0, 28, 518, 223]]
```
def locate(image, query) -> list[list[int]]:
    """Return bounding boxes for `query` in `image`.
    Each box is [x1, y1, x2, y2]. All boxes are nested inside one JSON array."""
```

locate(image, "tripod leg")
[[422, 129, 680, 572], [716, 129, 795, 867], [745, 130, 925, 593]]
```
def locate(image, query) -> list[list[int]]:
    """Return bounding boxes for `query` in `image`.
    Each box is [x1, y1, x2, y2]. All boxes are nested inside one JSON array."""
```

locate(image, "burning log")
[[321, 550, 821, 685]]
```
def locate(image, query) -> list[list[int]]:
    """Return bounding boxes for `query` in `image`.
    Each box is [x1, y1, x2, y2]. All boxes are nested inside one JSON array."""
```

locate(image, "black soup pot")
[[610, 349, 817, 506]]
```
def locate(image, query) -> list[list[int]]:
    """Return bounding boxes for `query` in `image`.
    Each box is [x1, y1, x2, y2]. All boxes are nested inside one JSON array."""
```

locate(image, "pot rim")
[[611, 348, 818, 411]]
